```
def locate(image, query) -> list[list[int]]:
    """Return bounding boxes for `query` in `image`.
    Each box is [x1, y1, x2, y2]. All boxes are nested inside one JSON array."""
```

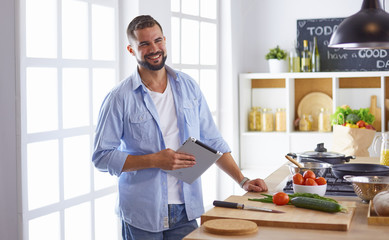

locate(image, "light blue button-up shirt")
[[92, 65, 230, 232]]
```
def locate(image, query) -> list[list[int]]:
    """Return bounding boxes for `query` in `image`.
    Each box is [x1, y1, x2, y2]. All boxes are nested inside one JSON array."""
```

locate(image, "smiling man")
[[92, 15, 268, 240]]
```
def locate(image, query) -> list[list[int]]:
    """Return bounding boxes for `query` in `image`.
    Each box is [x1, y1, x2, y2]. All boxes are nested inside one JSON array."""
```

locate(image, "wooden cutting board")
[[201, 195, 356, 231], [370, 95, 381, 131], [203, 219, 258, 235]]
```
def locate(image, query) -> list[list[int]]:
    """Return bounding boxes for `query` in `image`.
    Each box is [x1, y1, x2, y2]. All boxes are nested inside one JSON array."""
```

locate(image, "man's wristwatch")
[[239, 177, 250, 188]]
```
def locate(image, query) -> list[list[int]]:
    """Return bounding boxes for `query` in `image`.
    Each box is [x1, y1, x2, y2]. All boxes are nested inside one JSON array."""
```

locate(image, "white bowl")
[[293, 183, 327, 196]]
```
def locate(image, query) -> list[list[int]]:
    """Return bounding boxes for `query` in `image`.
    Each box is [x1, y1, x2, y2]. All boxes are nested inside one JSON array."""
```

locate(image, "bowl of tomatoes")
[[292, 170, 327, 196]]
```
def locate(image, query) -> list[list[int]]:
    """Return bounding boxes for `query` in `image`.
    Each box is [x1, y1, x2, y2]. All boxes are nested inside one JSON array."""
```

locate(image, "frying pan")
[[331, 163, 389, 179]]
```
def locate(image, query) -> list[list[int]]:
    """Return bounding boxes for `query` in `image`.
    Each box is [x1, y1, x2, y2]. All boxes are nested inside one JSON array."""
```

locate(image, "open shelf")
[[238, 71, 388, 171]]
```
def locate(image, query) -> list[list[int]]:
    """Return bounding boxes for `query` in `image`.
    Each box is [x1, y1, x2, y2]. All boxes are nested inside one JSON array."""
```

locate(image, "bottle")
[[299, 114, 312, 131], [311, 37, 320, 72], [301, 40, 311, 72], [318, 108, 331, 132], [289, 41, 300, 72], [378, 133, 389, 166], [275, 108, 286, 131], [261, 108, 274, 132], [248, 107, 261, 131]]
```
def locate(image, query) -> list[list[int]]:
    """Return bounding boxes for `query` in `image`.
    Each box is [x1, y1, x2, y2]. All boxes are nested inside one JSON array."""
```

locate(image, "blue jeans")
[[121, 204, 198, 240]]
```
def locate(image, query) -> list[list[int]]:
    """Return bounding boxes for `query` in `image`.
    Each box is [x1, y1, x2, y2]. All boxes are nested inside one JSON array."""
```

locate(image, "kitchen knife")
[[213, 200, 285, 213]]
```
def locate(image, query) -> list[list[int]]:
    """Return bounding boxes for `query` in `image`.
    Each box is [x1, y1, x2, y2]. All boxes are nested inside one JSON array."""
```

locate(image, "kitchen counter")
[[184, 157, 389, 239]]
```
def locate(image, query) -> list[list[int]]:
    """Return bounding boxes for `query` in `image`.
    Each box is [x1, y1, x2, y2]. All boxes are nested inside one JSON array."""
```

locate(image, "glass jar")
[[318, 108, 331, 132], [248, 107, 261, 131], [261, 108, 273, 132], [275, 108, 286, 132], [299, 114, 312, 131]]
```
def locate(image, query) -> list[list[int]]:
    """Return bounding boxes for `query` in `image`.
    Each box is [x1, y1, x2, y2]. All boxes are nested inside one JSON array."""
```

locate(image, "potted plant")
[[266, 46, 288, 73]]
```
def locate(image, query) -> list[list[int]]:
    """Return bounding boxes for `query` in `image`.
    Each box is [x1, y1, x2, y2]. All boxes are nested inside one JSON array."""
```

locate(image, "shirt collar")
[[132, 65, 178, 92]]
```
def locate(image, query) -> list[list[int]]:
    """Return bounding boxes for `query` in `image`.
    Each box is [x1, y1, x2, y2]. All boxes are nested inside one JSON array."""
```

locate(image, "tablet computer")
[[166, 137, 223, 184]]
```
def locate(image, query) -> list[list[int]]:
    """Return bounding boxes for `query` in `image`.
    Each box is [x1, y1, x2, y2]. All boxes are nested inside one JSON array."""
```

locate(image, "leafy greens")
[[330, 106, 375, 125]]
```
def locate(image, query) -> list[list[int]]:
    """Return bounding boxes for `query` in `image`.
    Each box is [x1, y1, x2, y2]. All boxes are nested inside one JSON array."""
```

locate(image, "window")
[[171, 0, 219, 208], [20, 0, 120, 239]]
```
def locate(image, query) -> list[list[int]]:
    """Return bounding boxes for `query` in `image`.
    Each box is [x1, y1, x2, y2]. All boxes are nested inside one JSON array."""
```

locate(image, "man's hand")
[[215, 153, 268, 192], [155, 148, 196, 170], [243, 178, 268, 192], [122, 148, 196, 172]]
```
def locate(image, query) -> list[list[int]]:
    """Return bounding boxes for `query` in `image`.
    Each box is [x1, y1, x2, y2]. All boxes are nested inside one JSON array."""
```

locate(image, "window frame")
[[19, 0, 121, 239], [170, 1, 219, 119]]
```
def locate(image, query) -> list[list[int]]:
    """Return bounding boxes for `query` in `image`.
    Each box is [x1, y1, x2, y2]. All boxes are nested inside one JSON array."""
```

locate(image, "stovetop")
[[283, 172, 357, 196]]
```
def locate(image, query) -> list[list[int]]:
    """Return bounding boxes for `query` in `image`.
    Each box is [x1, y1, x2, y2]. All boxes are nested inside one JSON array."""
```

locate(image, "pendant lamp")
[[329, 0, 389, 49]]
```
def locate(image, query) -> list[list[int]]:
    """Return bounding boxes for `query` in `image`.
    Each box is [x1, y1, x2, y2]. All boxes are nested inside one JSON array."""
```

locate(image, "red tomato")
[[303, 170, 316, 180], [305, 178, 318, 186], [356, 120, 366, 128], [272, 192, 290, 205], [315, 177, 327, 185], [293, 173, 304, 185], [301, 178, 307, 185]]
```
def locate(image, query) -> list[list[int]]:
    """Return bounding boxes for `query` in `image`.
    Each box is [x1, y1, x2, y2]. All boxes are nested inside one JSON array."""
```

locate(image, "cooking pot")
[[287, 161, 332, 177], [331, 163, 389, 179], [287, 143, 355, 165]]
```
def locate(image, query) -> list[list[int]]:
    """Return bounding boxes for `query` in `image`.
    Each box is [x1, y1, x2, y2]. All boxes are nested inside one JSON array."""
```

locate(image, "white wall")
[[118, 0, 138, 79], [0, 0, 17, 239], [232, 0, 361, 74]]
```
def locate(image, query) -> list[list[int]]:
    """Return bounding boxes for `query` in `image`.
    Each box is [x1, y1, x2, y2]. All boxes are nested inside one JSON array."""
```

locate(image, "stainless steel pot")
[[287, 161, 332, 177], [287, 143, 355, 165]]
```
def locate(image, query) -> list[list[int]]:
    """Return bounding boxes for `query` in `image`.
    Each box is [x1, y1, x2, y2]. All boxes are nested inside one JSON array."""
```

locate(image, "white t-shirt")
[[148, 80, 184, 204]]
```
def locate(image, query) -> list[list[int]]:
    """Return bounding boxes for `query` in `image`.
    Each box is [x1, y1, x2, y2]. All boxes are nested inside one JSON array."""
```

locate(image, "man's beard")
[[137, 51, 167, 71]]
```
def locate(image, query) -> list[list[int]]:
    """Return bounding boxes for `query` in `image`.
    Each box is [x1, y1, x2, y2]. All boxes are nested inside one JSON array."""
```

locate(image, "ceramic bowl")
[[293, 183, 327, 196]]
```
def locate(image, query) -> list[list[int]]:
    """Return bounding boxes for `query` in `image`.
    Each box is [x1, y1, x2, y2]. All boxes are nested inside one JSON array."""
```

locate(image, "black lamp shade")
[[329, 0, 389, 49]]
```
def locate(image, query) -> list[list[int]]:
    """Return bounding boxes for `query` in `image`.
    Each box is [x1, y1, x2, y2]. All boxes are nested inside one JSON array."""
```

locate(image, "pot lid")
[[298, 143, 345, 159], [299, 151, 345, 158]]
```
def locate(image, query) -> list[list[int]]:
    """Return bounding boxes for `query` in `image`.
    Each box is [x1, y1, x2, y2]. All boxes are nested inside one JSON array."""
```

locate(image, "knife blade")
[[213, 200, 285, 213]]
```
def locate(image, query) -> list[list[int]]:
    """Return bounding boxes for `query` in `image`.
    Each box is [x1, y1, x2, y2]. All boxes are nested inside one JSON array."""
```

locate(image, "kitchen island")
[[184, 157, 389, 239]]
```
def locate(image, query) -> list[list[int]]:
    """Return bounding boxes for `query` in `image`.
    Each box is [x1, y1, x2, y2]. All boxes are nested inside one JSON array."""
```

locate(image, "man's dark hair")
[[127, 15, 163, 43]]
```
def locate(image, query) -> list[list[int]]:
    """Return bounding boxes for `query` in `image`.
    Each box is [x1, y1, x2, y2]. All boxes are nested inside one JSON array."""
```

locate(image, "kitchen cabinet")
[[238, 72, 389, 175]]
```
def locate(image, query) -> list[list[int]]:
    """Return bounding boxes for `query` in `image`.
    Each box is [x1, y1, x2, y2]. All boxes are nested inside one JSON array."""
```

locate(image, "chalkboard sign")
[[297, 18, 389, 72]]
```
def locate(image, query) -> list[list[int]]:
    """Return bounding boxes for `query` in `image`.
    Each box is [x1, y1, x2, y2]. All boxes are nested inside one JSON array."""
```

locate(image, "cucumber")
[[288, 193, 338, 203], [290, 197, 346, 213]]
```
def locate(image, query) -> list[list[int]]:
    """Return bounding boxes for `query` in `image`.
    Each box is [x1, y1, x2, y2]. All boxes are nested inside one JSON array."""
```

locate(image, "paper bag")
[[332, 125, 376, 157]]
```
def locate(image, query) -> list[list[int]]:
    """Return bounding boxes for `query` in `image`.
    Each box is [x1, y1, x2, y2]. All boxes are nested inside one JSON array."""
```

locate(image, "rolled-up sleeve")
[[92, 91, 128, 177]]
